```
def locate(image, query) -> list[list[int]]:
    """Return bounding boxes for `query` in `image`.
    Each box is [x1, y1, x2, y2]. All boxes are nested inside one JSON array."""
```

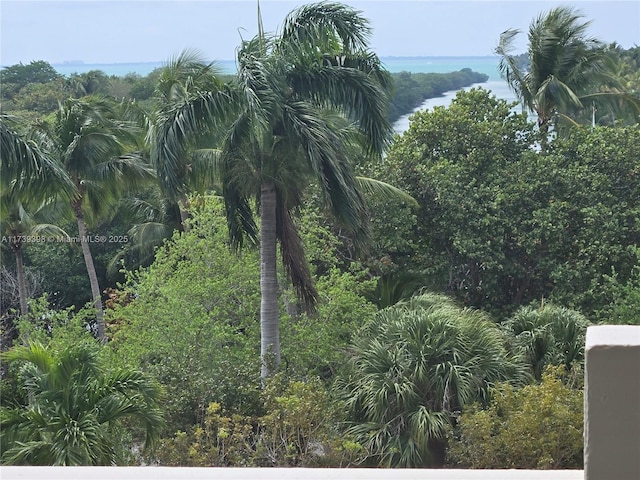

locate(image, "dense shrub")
[[447, 366, 583, 469], [152, 375, 363, 467]]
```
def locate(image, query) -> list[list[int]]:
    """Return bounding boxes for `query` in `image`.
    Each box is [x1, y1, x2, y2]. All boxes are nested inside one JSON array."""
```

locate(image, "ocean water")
[[50, 56, 519, 133]]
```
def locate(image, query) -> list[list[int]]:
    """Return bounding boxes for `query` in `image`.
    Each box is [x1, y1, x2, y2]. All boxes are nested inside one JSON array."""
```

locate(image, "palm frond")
[[287, 65, 392, 155], [276, 192, 318, 312], [280, 2, 371, 54], [355, 177, 418, 207], [152, 87, 237, 200]]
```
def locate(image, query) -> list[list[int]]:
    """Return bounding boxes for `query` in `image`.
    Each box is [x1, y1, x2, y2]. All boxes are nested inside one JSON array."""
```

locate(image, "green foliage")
[[24, 239, 94, 310], [0, 342, 164, 465], [14, 294, 96, 350], [381, 88, 535, 312], [281, 265, 377, 378], [383, 89, 640, 316], [153, 375, 357, 467], [258, 375, 336, 466], [339, 292, 525, 467], [6, 80, 69, 114], [388, 69, 489, 121], [154, 402, 257, 466], [0, 60, 61, 93], [596, 255, 640, 325], [110, 197, 378, 432], [109, 198, 262, 430], [448, 366, 583, 469], [503, 303, 590, 383]]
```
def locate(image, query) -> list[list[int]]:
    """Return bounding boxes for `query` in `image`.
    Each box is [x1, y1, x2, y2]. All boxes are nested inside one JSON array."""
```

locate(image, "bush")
[[152, 374, 359, 467], [447, 366, 583, 469]]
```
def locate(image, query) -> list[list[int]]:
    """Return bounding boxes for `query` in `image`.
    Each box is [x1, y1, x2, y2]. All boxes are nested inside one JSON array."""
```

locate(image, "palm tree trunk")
[[74, 203, 106, 341], [14, 242, 28, 316], [260, 181, 280, 379], [179, 195, 190, 232]]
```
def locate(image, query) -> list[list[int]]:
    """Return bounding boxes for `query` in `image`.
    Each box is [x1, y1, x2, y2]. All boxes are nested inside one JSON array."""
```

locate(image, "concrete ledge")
[[1, 467, 584, 480], [584, 325, 640, 480]]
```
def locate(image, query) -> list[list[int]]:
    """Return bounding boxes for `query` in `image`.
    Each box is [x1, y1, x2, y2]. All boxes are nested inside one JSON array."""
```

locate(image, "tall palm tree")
[[1, 196, 69, 316], [496, 6, 638, 147], [1, 113, 73, 205], [150, 49, 229, 229], [341, 293, 525, 467], [30, 96, 153, 341], [154, 2, 394, 378], [0, 342, 164, 465], [1, 114, 73, 338]]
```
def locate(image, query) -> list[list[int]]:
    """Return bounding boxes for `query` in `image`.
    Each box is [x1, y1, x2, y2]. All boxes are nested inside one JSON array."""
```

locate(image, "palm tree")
[[0, 342, 164, 465], [1, 196, 69, 316], [68, 70, 112, 97], [154, 2, 394, 378], [150, 49, 227, 229], [106, 186, 184, 275], [503, 303, 590, 382], [1, 113, 72, 204], [1, 114, 73, 341], [341, 293, 525, 467], [30, 96, 153, 341], [496, 6, 638, 147]]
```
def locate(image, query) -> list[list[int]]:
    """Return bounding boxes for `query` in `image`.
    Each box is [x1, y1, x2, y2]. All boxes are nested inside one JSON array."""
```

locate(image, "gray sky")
[[1, 0, 638, 65]]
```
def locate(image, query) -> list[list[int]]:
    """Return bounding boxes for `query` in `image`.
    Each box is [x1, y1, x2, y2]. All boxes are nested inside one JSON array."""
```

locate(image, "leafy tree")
[[380, 88, 535, 312], [154, 2, 393, 378], [109, 198, 262, 430], [1, 61, 66, 114], [538, 125, 640, 314], [340, 293, 525, 467], [595, 249, 640, 325], [21, 234, 95, 311], [0, 61, 60, 94], [496, 6, 639, 147], [29, 96, 153, 340], [448, 366, 583, 469], [0, 342, 164, 465], [110, 197, 377, 431], [6, 80, 69, 114], [382, 89, 640, 316], [387, 69, 489, 122]]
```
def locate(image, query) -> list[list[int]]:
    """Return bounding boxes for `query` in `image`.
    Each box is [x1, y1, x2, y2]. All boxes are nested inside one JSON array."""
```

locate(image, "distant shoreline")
[[44, 56, 503, 80]]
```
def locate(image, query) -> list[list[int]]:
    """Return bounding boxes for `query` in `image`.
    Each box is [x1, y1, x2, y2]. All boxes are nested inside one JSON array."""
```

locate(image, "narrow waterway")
[[392, 79, 520, 134]]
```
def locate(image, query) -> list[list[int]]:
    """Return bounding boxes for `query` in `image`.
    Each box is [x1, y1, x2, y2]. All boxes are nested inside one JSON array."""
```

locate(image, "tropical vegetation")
[[339, 293, 525, 467], [1, 1, 639, 469], [496, 6, 640, 147], [0, 342, 163, 465], [448, 366, 584, 469]]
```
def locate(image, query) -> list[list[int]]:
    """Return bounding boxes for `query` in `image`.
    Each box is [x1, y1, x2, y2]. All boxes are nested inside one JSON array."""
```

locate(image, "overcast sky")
[[1, 0, 638, 66]]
